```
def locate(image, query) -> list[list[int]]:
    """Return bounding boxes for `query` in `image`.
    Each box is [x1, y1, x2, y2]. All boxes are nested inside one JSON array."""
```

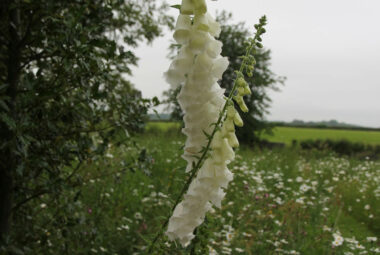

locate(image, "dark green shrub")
[[299, 139, 379, 159]]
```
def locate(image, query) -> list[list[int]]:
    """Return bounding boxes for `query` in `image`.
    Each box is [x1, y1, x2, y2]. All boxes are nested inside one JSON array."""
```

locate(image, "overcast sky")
[[129, 0, 380, 128]]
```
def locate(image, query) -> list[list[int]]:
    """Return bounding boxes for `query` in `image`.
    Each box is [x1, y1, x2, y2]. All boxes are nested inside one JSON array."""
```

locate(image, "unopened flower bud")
[[240, 101, 249, 113], [226, 105, 236, 119], [233, 112, 244, 127], [244, 86, 251, 95], [237, 84, 251, 96], [227, 132, 239, 148], [224, 118, 235, 132], [234, 96, 249, 113], [236, 77, 247, 88], [220, 138, 235, 162], [237, 87, 245, 96]]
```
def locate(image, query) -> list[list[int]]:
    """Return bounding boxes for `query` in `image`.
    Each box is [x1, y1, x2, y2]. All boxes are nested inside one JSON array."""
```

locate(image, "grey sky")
[[130, 0, 380, 127]]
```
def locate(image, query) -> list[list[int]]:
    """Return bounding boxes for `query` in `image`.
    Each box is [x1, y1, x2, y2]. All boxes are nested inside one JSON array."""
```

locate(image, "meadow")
[[17, 127, 380, 254]]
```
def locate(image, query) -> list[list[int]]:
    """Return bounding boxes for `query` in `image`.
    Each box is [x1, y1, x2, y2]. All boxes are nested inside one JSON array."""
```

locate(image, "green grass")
[[11, 129, 379, 255], [264, 126, 380, 145]]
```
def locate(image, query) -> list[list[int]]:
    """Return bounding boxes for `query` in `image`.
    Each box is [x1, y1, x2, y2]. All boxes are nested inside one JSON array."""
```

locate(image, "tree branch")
[[11, 189, 48, 213], [18, 10, 34, 48]]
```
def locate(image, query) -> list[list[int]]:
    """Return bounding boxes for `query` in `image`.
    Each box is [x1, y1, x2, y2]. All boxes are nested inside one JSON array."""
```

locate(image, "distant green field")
[[263, 126, 380, 145], [146, 121, 181, 131], [147, 122, 380, 145]]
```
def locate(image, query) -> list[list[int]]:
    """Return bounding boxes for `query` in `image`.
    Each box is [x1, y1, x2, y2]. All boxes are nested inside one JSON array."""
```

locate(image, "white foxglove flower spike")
[[164, 0, 236, 247], [158, 1, 267, 249]]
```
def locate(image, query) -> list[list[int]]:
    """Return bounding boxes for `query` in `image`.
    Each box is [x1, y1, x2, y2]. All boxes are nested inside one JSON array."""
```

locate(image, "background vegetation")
[[2, 128, 377, 254], [0, 0, 172, 247]]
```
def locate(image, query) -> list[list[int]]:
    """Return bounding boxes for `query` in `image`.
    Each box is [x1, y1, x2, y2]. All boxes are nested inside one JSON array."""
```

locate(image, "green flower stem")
[[147, 16, 267, 253]]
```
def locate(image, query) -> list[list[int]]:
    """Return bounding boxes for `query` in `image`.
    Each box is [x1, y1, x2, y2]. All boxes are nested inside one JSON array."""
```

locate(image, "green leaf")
[[153, 109, 161, 120], [198, 146, 207, 154], [8, 246, 24, 255], [170, 5, 181, 10], [136, 231, 151, 244], [0, 113, 16, 130], [0, 84, 8, 91], [202, 130, 211, 139], [152, 96, 160, 106], [0, 100, 9, 112], [191, 155, 201, 160], [16, 164, 24, 176]]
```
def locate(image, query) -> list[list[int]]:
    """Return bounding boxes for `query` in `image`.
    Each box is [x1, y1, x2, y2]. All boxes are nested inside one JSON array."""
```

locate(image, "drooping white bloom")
[[164, 0, 241, 247]]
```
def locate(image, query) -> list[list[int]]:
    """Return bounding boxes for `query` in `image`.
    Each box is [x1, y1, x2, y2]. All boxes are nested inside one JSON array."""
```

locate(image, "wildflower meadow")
[[16, 129, 379, 254]]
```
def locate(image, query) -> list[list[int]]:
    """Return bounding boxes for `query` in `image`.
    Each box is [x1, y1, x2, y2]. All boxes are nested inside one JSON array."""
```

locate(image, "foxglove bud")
[[233, 111, 244, 126]]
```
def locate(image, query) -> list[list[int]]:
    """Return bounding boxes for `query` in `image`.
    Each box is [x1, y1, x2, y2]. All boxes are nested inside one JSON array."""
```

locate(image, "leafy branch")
[[147, 15, 267, 253]]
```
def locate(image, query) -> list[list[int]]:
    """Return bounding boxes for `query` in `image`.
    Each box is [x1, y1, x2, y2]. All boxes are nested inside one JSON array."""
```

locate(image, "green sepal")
[[202, 130, 211, 139], [170, 5, 181, 10]]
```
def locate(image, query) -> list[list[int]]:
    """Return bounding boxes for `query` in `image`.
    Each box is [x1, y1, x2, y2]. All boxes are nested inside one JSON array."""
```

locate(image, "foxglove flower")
[[164, 0, 245, 247]]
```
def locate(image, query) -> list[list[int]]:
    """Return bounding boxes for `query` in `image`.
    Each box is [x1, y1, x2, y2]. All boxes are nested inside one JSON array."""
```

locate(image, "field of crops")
[[147, 122, 380, 146], [264, 127, 380, 146], [21, 128, 380, 254]]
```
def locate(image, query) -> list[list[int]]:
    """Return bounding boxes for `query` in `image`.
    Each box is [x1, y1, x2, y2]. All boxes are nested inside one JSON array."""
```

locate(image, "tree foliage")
[[164, 11, 285, 144], [0, 0, 172, 244]]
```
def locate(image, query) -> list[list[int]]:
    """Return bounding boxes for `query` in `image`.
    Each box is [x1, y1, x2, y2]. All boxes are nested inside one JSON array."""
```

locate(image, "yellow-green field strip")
[[147, 122, 380, 146], [263, 127, 380, 145]]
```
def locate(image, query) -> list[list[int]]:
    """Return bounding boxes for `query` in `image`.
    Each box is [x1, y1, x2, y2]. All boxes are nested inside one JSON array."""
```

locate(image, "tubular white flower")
[[206, 40, 223, 58], [193, 14, 209, 32], [193, 0, 207, 14], [164, 46, 194, 88], [189, 30, 210, 54], [173, 14, 192, 44], [211, 57, 229, 79], [180, 0, 194, 15], [206, 13, 221, 37], [164, 0, 242, 247]]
